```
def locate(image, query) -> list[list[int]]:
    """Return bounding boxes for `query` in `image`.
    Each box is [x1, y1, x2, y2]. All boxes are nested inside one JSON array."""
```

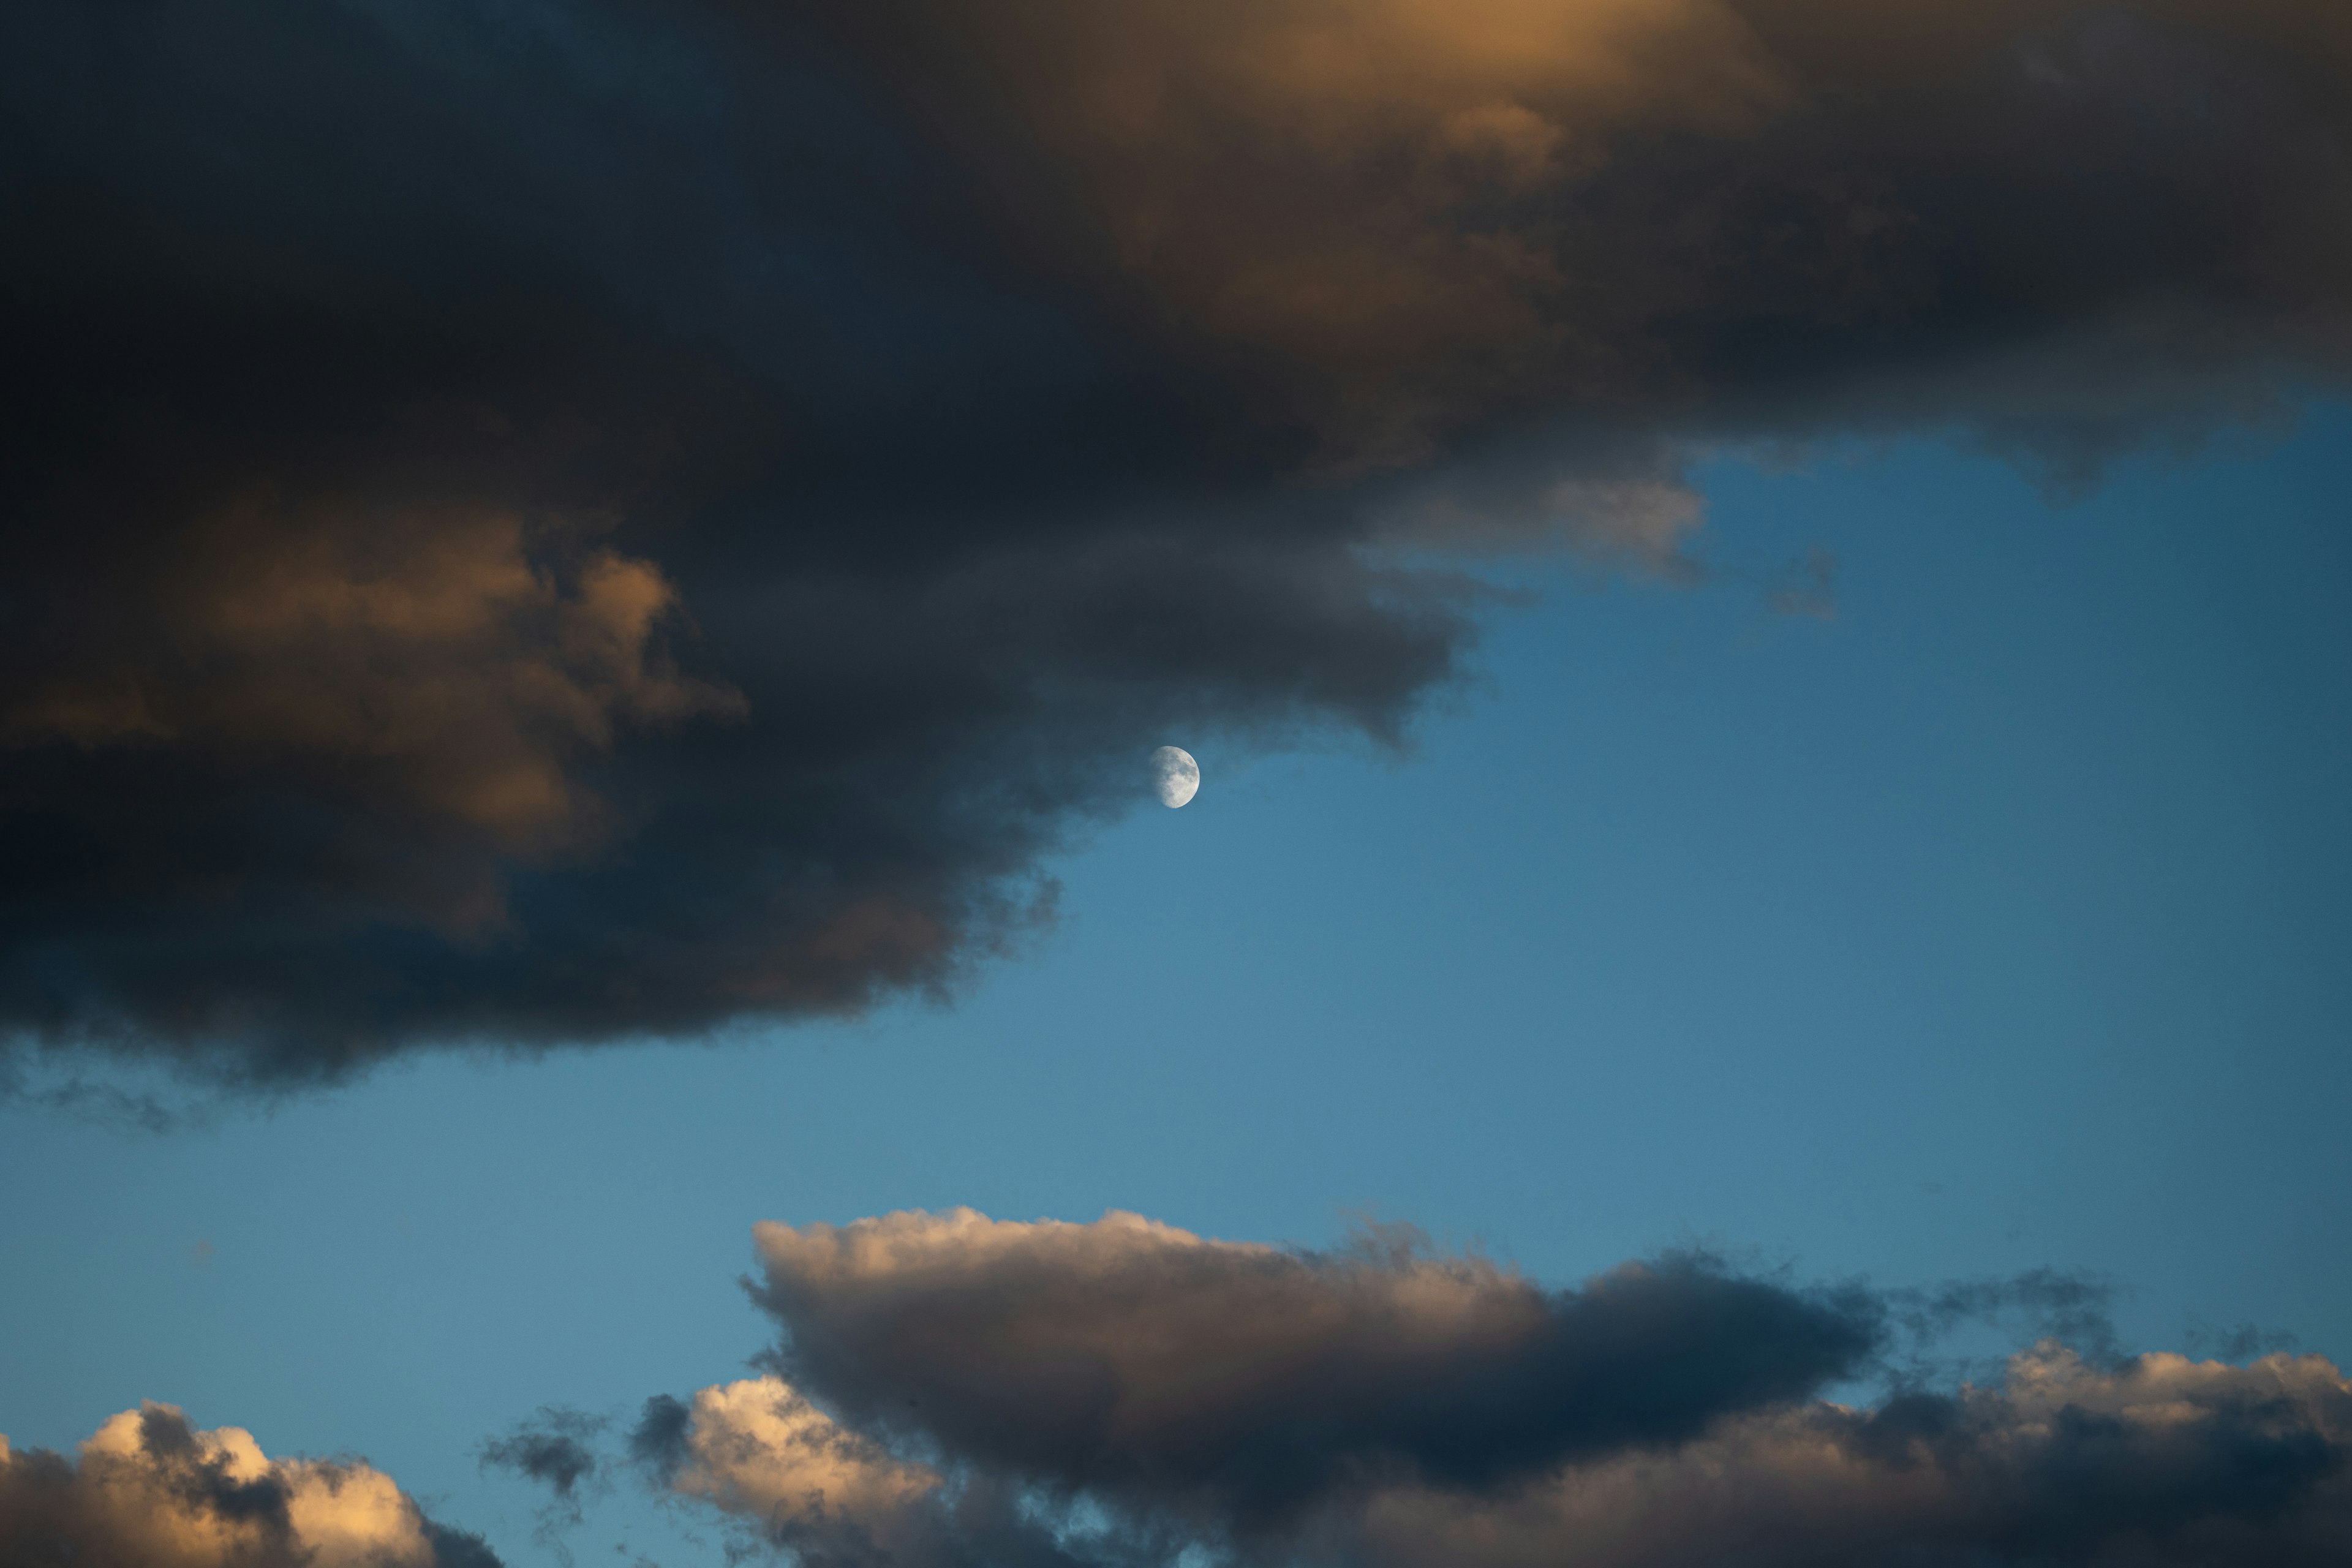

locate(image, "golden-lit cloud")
[[803, 0, 1788, 461], [0, 1403, 497, 1568], [8, 503, 739, 856], [668, 1379, 940, 1532], [804, 0, 2352, 464]]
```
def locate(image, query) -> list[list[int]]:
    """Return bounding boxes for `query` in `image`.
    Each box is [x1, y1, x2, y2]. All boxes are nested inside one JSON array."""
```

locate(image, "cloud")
[[10, 503, 740, 863], [0, 1401, 500, 1568], [624, 1396, 694, 1481], [656, 1351, 2352, 1567], [0, 0, 1471, 1089], [5, 0, 2351, 1087], [480, 1406, 609, 1559], [744, 1209, 1882, 1518], [1368, 471, 1712, 575], [530, 1208, 2352, 1567], [668, 1380, 940, 1536], [1349, 1343, 2352, 1568], [643, 1377, 1117, 1568], [480, 1408, 607, 1502], [799, 0, 2352, 467], [1883, 1265, 2128, 1375]]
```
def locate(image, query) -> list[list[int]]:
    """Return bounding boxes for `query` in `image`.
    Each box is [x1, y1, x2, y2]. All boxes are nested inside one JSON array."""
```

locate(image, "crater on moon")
[[1150, 746, 1200, 808]]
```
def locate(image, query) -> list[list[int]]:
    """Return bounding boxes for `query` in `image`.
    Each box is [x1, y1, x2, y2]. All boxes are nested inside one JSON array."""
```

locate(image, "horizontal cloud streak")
[[747, 1209, 1880, 1515]]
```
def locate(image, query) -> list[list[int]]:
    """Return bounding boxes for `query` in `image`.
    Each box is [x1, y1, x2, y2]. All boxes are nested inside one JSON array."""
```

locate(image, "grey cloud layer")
[[503, 1209, 2352, 1567], [654, 1354, 2352, 1568], [6, 0, 2352, 1084], [1352, 1343, 2352, 1568], [0, 1402, 500, 1568], [746, 1210, 1880, 1515]]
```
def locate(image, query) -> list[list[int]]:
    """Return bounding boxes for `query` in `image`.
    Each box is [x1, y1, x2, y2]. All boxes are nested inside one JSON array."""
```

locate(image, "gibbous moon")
[[1151, 745, 1200, 808]]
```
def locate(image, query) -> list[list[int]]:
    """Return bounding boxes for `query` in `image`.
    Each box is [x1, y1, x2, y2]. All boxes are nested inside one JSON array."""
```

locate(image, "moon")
[[1150, 745, 1200, 808]]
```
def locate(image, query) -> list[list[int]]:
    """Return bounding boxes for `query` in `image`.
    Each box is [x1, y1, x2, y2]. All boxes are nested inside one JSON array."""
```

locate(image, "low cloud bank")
[[494, 1208, 2352, 1566], [0, 1402, 499, 1568]]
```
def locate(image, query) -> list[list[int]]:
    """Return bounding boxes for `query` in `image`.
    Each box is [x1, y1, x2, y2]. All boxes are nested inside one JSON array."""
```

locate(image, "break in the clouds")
[[6, 1, 2352, 1085], [507, 1209, 2352, 1566], [0, 1401, 499, 1568]]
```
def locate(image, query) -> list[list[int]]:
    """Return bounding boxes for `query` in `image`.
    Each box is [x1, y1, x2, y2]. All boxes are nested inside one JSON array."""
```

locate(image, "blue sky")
[[6, 407, 2346, 1563]]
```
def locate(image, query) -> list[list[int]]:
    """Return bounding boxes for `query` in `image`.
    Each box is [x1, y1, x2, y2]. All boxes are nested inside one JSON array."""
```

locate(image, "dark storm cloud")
[[0, 0, 1465, 1087], [0, 1401, 500, 1568], [538, 1209, 2352, 1567], [794, 0, 2352, 472], [6, 0, 2352, 1085]]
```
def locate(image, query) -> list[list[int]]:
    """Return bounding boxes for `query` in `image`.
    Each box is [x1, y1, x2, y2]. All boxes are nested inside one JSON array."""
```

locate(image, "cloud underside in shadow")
[[6, 0, 2352, 1084], [619, 1210, 2352, 1567], [0, 1403, 499, 1568]]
